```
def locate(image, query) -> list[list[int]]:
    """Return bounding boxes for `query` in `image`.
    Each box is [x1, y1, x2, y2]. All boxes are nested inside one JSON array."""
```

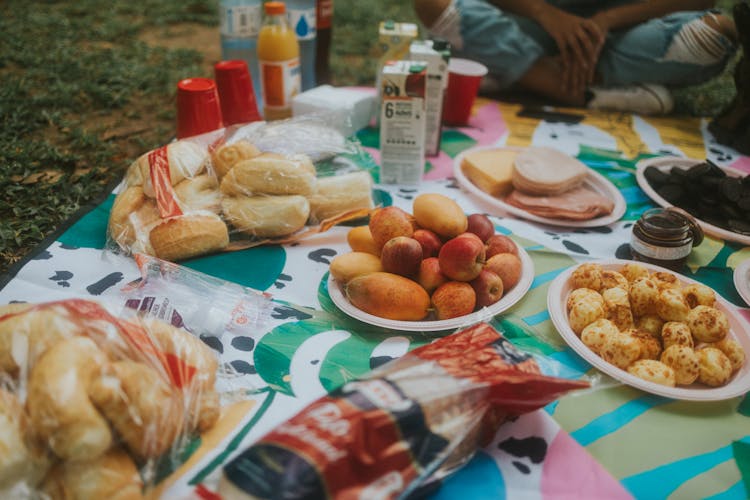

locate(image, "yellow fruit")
[[329, 252, 383, 284], [412, 193, 467, 239], [346, 226, 380, 256], [345, 272, 430, 321]]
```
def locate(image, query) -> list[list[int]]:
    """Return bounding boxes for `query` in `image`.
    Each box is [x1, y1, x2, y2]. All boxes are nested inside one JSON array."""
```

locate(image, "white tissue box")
[[292, 85, 376, 136]]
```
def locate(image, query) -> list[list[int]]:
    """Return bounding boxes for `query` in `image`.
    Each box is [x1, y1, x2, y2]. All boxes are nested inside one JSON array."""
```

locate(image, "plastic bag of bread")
[[107, 116, 375, 263], [0, 297, 244, 499], [216, 322, 589, 500]]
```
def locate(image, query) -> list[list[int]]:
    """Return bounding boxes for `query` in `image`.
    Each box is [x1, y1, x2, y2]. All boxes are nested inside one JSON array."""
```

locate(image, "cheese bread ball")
[[571, 264, 604, 291], [682, 283, 716, 309], [603, 287, 634, 331], [624, 328, 662, 360], [620, 263, 650, 283], [629, 277, 659, 317], [635, 315, 664, 338], [686, 305, 729, 343], [601, 270, 629, 291], [661, 322, 694, 349], [581, 319, 619, 355], [711, 338, 745, 372], [627, 359, 676, 387], [651, 271, 680, 291], [569, 299, 606, 335], [601, 332, 641, 370], [566, 288, 603, 313], [660, 345, 700, 385], [655, 288, 690, 322], [696, 347, 733, 387]]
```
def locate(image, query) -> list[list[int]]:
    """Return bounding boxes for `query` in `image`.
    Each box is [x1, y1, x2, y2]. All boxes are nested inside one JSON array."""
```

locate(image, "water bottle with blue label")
[[219, 0, 263, 106], [286, 0, 317, 91]]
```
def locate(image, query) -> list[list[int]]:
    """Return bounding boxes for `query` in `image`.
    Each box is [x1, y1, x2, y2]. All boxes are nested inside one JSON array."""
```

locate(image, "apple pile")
[[329, 193, 523, 321]]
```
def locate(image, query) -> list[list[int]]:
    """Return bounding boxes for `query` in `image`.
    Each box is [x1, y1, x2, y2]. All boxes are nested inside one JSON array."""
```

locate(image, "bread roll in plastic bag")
[[217, 322, 589, 500]]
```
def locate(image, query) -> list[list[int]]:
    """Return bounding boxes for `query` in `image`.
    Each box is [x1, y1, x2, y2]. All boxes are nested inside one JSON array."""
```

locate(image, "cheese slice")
[[461, 149, 518, 197]]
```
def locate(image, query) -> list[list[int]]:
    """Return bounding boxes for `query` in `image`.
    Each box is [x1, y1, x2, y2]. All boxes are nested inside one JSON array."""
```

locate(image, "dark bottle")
[[315, 0, 333, 84], [630, 207, 703, 271]]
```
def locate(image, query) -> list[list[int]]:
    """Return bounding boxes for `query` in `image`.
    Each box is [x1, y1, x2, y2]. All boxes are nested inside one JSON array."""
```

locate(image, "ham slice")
[[505, 186, 615, 220]]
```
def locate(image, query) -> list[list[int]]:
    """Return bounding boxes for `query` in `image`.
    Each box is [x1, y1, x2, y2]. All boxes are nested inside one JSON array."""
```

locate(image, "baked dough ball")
[[624, 328, 662, 360], [149, 214, 230, 262], [211, 140, 262, 179], [661, 321, 694, 349], [711, 338, 745, 372], [682, 283, 716, 309], [173, 174, 221, 214], [570, 264, 603, 291], [655, 288, 690, 322], [601, 332, 641, 370], [135, 140, 207, 198], [222, 195, 310, 238], [0, 390, 49, 491], [603, 287, 634, 331], [660, 345, 700, 385], [627, 359, 676, 387], [651, 271, 680, 291], [580, 319, 619, 355], [620, 263, 650, 283], [601, 270, 629, 291], [696, 347, 733, 387], [629, 277, 659, 317], [686, 305, 729, 343], [566, 288, 603, 312], [568, 298, 606, 335], [220, 153, 316, 197], [635, 315, 664, 338]]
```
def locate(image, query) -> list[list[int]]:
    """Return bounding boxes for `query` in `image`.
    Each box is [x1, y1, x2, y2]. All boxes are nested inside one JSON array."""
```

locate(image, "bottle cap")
[[265, 1, 285, 15], [175, 78, 223, 139], [214, 60, 262, 126]]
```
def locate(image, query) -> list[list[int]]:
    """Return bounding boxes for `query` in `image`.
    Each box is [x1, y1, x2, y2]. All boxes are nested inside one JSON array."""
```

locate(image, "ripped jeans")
[[428, 0, 738, 89]]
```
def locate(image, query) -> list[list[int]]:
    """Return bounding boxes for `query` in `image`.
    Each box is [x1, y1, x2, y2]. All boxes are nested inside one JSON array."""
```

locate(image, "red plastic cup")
[[442, 58, 488, 126], [214, 60, 262, 126], [176, 78, 224, 139]]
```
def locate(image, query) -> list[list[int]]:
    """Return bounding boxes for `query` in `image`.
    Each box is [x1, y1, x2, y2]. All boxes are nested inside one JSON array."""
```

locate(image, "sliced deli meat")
[[512, 146, 588, 195], [505, 185, 615, 220]]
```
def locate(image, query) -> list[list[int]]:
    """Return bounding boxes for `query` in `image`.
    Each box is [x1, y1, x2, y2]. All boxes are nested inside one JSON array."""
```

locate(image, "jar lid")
[[666, 207, 704, 247]]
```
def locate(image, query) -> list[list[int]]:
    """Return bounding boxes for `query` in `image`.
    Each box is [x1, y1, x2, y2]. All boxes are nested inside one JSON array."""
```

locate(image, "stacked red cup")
[[214, 60, 262, 126], [176, 78, 224, 139]]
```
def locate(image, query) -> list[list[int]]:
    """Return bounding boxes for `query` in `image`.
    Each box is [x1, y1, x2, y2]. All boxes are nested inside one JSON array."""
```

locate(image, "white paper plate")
[[328, 245, 535, 332], [635, 157, 750, 246], [453, 146, 626, 228], [734, 259, 750, 307], [547, 259, 750, 401]]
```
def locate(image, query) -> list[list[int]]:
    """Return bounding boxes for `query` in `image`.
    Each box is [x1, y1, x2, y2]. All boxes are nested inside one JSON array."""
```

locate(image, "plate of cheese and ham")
[[454, 146, 625, 227]]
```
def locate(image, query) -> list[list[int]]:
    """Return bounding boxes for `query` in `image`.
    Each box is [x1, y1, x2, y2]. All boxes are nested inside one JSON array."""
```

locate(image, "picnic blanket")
[[2, 96, 750, 499]]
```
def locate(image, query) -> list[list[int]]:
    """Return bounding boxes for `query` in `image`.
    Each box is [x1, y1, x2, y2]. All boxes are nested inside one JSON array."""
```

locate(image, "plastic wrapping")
[[0, 289, 271, 498], [107, 114, 376, 262], [217, 322, 590, 500]]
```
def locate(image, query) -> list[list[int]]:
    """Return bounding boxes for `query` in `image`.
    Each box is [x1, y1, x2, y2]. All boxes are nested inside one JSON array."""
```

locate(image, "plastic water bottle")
[[286, 0, 317, 91], [219, 0, 263, 107]]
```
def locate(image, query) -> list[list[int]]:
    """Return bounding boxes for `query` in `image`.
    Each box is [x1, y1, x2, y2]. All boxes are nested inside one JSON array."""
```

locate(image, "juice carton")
[[409, 39, 450, 156], [379, 60, 427, 185], [375, 21, 418, 109]]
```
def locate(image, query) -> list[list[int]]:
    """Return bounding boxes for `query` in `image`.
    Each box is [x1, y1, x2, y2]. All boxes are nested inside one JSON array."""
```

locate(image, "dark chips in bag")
[[218, 323, 589, 499]]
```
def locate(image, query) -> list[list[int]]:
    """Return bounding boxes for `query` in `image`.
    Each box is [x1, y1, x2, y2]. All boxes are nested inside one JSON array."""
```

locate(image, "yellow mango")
[[346, 226, 380, 256], [412, 193, 467, 239], [345, 272, 430, 321], [329, 252, 383, 284]]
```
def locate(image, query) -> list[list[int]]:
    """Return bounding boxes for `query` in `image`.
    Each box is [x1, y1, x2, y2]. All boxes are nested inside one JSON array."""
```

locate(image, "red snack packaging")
[[218, 322, 589, 499]]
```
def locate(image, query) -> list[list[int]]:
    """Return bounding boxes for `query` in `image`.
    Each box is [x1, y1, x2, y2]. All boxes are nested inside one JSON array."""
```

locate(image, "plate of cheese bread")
[[454, 146, 625, 227], [548, 260, 750, 401]]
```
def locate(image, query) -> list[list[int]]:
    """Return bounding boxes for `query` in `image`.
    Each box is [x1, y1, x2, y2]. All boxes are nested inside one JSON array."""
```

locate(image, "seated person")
[[414, 0, 739, 114]]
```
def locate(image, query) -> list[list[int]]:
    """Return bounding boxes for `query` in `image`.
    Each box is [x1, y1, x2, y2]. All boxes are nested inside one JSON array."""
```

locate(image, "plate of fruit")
[[327, 193, 535, 332], [547, 260, 750, 401]]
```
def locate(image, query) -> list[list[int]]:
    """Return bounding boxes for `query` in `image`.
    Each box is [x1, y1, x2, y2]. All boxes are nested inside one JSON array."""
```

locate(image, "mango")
[[413, 194, 467, 239], [329, 252, 383, 284], [347, 226, 380, 256], [345, 272, 430, 321]]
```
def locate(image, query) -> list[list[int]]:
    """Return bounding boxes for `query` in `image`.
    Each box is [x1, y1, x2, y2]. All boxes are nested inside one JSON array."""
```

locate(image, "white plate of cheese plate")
[[453, 146, 626, 228], [734, 259, 750, 307], [547, 259, 750, 401], [328, 245, 535, 332], [635, 156, 750, 246]]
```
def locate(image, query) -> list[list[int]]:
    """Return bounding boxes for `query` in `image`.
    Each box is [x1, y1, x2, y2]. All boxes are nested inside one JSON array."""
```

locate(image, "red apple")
[[369, 206, 415, 250], [466, 213, 494, 242], [432, 282, 476, 320], [485, 234, 518, 258], [470, 269, 504, 308], [417, 257, 448, 294], [438, 235, 486, 282], [412, 229, 443, 258], [380, 236, 423, 277], [453, 231, 483, 245], [484, 253, 522, 291]]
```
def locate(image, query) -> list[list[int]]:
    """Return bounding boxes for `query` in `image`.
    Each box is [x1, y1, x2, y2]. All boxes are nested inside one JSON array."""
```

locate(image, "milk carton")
[[409, 39, 450, 156], [376, 21, 418, 111], [379, 60, 426, 185]]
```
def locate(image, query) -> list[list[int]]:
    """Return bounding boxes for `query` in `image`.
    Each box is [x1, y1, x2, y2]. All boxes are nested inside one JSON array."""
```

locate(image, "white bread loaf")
[[220, 153, 317, 197], [307, 171, 374, 222], [222, 195, 310, 238]]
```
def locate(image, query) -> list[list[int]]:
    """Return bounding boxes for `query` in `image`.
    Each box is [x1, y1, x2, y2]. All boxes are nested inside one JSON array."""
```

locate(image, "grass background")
[[0, 0, 741, 275]]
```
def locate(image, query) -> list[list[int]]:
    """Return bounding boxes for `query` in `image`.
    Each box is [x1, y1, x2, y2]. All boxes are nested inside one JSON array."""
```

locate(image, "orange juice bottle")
[[257, 1, 301, 120]]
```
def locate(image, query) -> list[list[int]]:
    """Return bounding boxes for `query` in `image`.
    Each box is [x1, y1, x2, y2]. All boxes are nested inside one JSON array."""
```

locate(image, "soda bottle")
[[286, 0, 317, 91], [219, 0, 263, 107], [315, 0, 333, 85], [257, 2, 301, 120]]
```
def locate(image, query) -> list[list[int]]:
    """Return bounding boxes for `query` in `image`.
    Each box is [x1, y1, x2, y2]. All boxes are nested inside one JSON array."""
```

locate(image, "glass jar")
[[630, 207, 703, 271]]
